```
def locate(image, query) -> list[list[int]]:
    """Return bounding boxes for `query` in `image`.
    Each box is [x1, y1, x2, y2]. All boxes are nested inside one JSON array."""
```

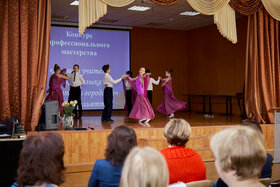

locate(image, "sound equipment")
[[37, 100, 59, 131]]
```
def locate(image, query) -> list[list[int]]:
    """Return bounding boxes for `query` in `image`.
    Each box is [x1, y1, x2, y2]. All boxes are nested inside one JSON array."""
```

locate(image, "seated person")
[[160, 118, 206, 184], [13, 132, 65, 187], [120, 146, 169, 187], [216, 119, 273, 187], [211, 126, 267, 187], [88, 126, 137, 187]]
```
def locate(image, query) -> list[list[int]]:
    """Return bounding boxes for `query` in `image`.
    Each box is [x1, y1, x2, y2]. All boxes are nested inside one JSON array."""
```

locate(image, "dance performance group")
[[102, 64, 186, 123], [45, 64, 186, 123], [46, 64, 85, 118]]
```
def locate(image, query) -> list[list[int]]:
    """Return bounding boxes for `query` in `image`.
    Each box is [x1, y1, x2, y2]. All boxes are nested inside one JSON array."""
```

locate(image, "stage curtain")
[[229, 0, 263, 15], [0, 0, 51, 131], [186, 0, 230, 15], [102, 0, 134, 7], [261, 0, 280, 21], [245, 7, 280, 123], [79, 0, 107, 34], [214, 4, 237, 43]]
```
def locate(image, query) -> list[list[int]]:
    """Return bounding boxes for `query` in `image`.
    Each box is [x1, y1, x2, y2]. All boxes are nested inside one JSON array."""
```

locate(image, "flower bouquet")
[[62, 100, 77, 130]]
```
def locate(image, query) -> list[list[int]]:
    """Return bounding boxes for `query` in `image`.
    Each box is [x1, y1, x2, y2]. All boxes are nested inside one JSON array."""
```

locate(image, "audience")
[[160, 118, 206, 184], [211, 126, 267, 187], [88, 126, 137, 187], [216, 120, 273, 187], [14, 132, 65, 187], [120, 146, 169, 187]]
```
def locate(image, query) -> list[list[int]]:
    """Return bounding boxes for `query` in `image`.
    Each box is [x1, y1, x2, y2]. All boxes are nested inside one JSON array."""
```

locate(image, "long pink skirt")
[[129, 94, 155, 120], [157, 93, 186, 115]]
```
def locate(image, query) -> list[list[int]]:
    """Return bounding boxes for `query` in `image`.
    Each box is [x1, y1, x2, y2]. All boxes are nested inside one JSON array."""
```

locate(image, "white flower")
[[62, 101, 68, 107], [70, 101, 76, 107], [74, 100, 78, 104]]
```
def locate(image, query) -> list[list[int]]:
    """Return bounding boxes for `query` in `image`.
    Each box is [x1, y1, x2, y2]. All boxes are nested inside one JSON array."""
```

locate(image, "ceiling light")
[[180, 11, 200, 16], [128, 6, 151, 11], [70, 1, 79, 5]]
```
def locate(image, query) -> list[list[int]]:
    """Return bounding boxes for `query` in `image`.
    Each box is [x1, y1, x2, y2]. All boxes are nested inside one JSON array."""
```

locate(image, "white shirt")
[[103, 73, 122, 88], [124, 79, 132, 90], [148, 77, 160, 91], [70, 72, 85, 87]]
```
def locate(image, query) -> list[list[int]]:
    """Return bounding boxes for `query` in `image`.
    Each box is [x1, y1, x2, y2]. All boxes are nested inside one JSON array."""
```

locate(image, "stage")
[[70, 110, 243, 130], [27, 111, 277, 187], [29, 111, 274, 164]]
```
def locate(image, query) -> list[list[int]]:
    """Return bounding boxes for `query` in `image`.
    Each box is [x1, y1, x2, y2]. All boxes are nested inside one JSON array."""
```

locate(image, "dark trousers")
[[147, 90, 153, 105], [126, 90, 133, 115], [102, 87, 113, 120], [68, 86, 82, 117]]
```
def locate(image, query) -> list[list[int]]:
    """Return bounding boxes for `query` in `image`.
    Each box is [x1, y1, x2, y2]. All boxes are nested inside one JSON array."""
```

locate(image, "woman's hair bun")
[[167, 69, 173, 74]]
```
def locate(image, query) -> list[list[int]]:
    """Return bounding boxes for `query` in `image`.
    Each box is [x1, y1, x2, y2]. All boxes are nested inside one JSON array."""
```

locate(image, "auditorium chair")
[[186, 179, 214, 187]]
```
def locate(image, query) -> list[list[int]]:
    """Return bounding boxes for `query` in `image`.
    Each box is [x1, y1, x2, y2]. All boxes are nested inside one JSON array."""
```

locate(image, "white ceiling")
[[51, 0, 216, 30]]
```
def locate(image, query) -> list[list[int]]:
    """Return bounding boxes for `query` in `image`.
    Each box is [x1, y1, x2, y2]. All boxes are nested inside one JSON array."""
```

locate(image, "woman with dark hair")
[[157, 69, 186, 118], [13, 132, 65, 187], [88, 125, 137, 187], [46, 64, 70, 112]]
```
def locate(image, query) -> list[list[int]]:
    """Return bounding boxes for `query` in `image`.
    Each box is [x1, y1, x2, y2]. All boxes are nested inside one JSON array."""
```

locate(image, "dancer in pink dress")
[[128, 67, 155, 123], [46, 64, 70, 112], [157, 69, 186, 118]]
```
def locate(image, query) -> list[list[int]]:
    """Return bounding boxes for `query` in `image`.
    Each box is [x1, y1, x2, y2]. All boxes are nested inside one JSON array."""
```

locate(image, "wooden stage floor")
[[72, 110, 243, 130]]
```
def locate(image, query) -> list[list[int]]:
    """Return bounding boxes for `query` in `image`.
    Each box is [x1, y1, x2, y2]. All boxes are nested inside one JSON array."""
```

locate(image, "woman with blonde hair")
[[160, 118, 206, 184], [120, 147, 169, 187], [210, 126, 267, 187]]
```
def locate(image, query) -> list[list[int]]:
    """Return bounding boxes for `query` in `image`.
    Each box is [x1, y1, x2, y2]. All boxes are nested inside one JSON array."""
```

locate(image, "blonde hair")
[[164, 118, 191, 147], [210, 126, 266, 179], [120, 147, 169, 187]]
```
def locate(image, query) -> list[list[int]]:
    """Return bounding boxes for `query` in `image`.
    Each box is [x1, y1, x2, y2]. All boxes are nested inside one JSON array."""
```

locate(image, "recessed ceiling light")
[[70, 1, 79, 5], [180, 11, 200, 16], [128, 6, 151, 11]]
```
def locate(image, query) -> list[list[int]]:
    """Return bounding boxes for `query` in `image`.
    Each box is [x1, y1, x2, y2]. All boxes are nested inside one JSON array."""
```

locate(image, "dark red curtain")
[[0, 0, 51, 130], [245, 7, 280, 123]]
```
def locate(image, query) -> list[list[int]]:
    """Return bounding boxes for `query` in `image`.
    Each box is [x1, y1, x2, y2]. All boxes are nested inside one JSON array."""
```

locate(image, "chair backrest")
[[259, 178, 271, 186], [186, 180, 214, 187]]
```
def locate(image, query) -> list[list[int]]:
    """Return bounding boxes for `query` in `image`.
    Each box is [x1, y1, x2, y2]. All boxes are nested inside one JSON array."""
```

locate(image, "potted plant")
[[62, 100, 77, 130]]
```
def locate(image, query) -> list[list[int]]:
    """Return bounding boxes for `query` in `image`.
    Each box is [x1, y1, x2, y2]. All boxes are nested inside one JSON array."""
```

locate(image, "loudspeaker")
[[37, 100, 59, 130]]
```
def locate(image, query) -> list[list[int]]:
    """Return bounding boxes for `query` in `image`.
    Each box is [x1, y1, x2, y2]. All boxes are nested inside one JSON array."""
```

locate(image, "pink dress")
[[46, 73, 66, 112], [129, 75, 155, 120], [157, 78, 186, 115]]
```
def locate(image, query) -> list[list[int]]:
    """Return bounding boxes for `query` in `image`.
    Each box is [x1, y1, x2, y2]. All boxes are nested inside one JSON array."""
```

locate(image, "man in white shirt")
[[145, 69, 160, 105], [101, 64, 126, 122], [68, 64, 85, 119]]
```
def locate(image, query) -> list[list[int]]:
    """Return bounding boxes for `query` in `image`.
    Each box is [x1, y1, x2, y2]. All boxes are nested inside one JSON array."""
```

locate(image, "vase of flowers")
[[62, 100, 77, 130]]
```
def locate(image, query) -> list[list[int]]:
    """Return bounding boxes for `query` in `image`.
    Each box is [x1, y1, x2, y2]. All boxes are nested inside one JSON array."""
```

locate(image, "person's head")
[[241, 119, 262, 133], [120, 147, 169, 187], [54, 64, 61, 73], [145, 69, 151, 75], [105, 126, 137, 166], [126, 71, 132, 77], [164, 118, 191, 147], [17, 132, 65, 186], [73, 64, 79, 73], [210, 126, 266, 183], [165, 69, 173, 77], [139, 67, 145, 75], [102, 64, 110, 73]]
